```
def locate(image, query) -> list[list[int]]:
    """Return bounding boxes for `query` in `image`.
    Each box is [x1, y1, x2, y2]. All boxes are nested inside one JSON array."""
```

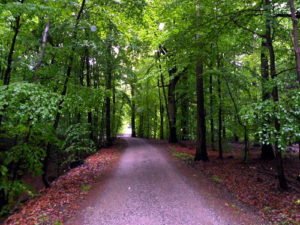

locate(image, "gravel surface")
[[66, 138, 266, 225]]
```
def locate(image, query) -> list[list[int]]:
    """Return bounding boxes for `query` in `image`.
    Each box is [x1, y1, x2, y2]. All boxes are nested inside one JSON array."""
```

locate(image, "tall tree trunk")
[[98, 103, 106, 147], [0, 4, 23, 126], [138, 114, 144, 138], [264, 0, 288, 190], [195, 60, 208, 161], [77, 55, 86, 123], [222, 117, 226, 139], [209, 73, 215, 149], [217, 72, 223, 159], [105, 27, 113, 147], [131, 84, 136, 137], [157, 53, 169, 125], [180, 73, 189, 140], [153, 105, 158, 138], [33, 22, 50, 72], [3, 15, 22, 85], [167, 67, 178, 143], [158, 79, 164, 139], [146, 82, 151, 138], [224, 75, 249, 162], [243, 127, 249, 162], [85, 48, 93, 139], [261, 40, 275, 160], [288, 0, 300, 83], [112, 79, 116, 137]]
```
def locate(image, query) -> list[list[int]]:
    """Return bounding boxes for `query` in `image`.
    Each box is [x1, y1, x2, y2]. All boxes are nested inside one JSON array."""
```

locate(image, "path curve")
[[66, 138, 266, 225]]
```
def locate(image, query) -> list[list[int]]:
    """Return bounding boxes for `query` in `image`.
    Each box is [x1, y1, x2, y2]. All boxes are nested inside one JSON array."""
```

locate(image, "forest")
[[0, 0, 300, 223]]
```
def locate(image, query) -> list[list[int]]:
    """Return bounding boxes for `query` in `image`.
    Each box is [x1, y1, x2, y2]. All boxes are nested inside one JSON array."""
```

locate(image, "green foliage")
[[62, 123, 96, 163], [0, 83, 61, 215], [242, 89, 300, 151], [5, 144, 45, 175], [0, 83, 59, 126]]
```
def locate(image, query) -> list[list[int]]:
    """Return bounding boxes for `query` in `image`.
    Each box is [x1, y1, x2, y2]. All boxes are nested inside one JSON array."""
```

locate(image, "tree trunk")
[[222, 117, 226, 139], [194, 60, 208, 161], [33, 22, 50, 72], [264, 0, 288, 190], [0, 190, 8, 212], [288, 0, 300, 83], [131, 85, 136, 137], [112, 79, 116, 137], [77, 56, 86, 123], [224, 73, 249, 163], [105, 27, 113, 147], [167, 67, 178, 143], [158, 79, 164, 139], [209, 73, 215, 149], [217, 72, 223, 159], [0, 7, 23, 126], [145, 81, 150, 138], [243, 127, 249, 162], [261, 40, 275, 160], [3, 14, 22, 85], [98, 103, 106, 147], [138, 114, 144, 138], [180, 72, 189, 140], [85, 48, 93, 139]]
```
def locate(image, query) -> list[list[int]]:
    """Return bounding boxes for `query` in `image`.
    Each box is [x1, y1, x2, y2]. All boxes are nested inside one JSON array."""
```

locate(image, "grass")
[[172, 151, 194, 161], [38, 214, 49, 224], [80, 184, 92, 192], [211, 175, 223, 183]]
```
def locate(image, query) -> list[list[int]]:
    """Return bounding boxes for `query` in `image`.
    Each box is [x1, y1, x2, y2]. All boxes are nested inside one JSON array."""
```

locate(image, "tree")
[[195, 60, 208, 161]]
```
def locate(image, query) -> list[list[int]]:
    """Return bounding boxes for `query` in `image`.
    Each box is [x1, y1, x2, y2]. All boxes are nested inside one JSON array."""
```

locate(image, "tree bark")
[[217, 72, 223, 159], [33, 22, 50, 72], [288, 0, 300, 83], [112, 79, 116, 137], [180, 72, 189, 140], [209, 73, 215, 149], [261, 39, 275, 160], [243, 127, 249, 162], [105, 27, 113, 147], [3, 3, 23, 86], [167, 67, 179, 143], [131, 84, 136, 137], [158, 79, 164, 139], [85, 48, 93, 139], [194, 60, 208, 161], [138, 114, 144, 138], [264, 0, 288, 190]]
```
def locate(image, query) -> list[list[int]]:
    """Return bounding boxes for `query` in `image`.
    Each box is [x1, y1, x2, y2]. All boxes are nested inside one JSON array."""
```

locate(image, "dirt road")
[[66, 138, 266, 225]]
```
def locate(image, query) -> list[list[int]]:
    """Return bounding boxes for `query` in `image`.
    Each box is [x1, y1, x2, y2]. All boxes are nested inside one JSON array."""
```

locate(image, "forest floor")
[[3, 142, 124, 225], [166, 141, 300, 225], [3, 137, 298, 225]]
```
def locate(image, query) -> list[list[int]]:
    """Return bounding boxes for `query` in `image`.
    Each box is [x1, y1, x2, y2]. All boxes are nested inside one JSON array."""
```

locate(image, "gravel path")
[[66, 138, 266, 225]]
